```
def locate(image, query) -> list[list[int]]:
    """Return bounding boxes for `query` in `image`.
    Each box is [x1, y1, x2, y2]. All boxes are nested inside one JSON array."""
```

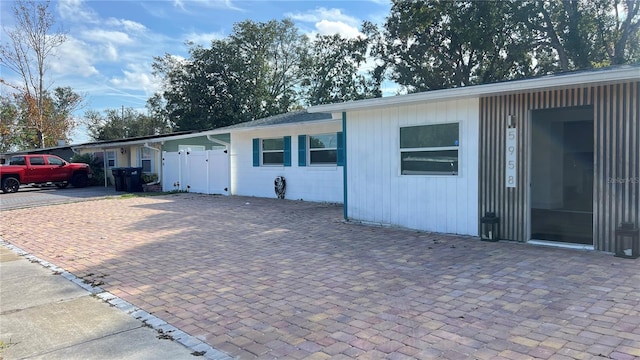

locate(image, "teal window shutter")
[[252, 138, 260, 167], [298, 135, 307, 167], [283, 136, 291, 167], [337, 132, 344, 166]]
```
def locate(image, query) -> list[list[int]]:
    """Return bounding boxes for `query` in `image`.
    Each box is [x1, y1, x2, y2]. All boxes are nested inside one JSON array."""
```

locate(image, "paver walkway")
[[1, 193, 638, 359]]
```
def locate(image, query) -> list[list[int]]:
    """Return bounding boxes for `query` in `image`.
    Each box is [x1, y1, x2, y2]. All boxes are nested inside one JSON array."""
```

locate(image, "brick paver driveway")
[[1, 193, 639, 359]]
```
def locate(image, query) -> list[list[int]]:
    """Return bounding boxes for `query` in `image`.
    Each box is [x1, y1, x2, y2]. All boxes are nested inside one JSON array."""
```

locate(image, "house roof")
[[73, 110, 335, 149], [308, 64, 640, 113], [71, 130, 201, 150], [222, 110, 334, 130]]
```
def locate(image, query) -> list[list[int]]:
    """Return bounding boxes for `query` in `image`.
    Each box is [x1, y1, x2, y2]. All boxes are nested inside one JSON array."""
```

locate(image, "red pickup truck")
[[0, 154, 92, 193]]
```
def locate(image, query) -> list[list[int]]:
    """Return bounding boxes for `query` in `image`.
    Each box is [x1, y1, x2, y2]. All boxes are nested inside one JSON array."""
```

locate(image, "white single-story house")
[[126, 110, 344, 203], [73, 132, 198, 186], [308, 64, 639, 253]]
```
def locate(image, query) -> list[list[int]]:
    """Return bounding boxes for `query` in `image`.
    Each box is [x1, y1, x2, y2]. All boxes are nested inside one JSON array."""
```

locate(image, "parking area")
[[0, 185, 121, 211], [1, 193, 639, 359]]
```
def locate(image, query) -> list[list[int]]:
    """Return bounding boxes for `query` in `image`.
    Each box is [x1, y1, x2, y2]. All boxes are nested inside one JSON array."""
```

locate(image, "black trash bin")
[[111, 168, 126, 192], [123, 167, 143, 192]]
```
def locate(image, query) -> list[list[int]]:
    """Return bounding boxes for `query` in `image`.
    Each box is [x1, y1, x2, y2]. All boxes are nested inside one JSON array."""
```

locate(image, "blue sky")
[[1, 0, 392, 143]]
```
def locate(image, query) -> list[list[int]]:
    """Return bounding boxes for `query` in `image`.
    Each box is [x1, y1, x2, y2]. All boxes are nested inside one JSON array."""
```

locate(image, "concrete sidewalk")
[[0, 245, 228, 360]]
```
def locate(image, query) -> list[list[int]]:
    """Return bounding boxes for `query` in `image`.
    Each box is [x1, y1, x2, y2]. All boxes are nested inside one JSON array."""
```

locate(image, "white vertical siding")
[[345, 98, 480, 236], [231, 121, 344, 203]]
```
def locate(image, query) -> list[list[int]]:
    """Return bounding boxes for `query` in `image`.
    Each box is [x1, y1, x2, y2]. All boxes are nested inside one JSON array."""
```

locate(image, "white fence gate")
[[162, 149, 230, 195]]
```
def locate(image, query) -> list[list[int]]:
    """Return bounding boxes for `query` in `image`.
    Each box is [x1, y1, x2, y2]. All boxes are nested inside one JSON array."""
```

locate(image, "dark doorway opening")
[[531, 106, 594, 245]]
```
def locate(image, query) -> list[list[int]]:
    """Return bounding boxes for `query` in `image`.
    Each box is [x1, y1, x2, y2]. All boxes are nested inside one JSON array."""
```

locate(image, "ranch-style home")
[[307, 64, 639, 253], [158, 110, 344, 203]]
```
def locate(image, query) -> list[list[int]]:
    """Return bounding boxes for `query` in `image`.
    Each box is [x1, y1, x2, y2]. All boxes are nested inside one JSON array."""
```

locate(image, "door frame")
[[526, 106, 596, 249]]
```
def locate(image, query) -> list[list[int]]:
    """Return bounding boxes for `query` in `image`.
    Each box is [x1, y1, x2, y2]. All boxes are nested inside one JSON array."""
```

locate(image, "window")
[[308, 134, 338, 165], [140, 147, 153, 173], [298, 133, 344, 167], [253, 137, 291, 166], [9, 156, 26, 165], [106, 151, 116, 168], [400, 123, 459, 175], [47, 156, 64, 166], [29, 156, 45, 166]]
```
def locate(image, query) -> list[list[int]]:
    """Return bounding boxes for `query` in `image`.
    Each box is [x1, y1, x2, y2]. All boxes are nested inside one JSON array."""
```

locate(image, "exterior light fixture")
[[481, 212, 500, 242], [615, 222, 639, 259]]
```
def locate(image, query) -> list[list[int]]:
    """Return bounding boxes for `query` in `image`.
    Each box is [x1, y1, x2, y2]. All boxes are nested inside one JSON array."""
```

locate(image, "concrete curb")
[[1, 240, 233, 360]]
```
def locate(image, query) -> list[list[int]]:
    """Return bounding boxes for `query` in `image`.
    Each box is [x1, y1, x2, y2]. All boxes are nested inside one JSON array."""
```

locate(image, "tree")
[[301, 33, 379, 105], [151, 19, 309, 132], [507, 0, 639, 72], [382, 0, 534, 92], [0, 87, 82, 149], [0, 0, 78, 148], [85, 106, 172, 141], [0, 95, 20, 152]]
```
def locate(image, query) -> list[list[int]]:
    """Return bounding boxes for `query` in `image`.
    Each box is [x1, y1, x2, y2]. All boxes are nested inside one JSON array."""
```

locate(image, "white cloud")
[[173, 0, 243, 12], [109, 63, 159, 96], [287, 7, 360, 26], [50, 37, 99, 77], [183, 31, 226, 47], [105, 18, 148, 33], [80, 30, 133, 45], [57, 0, 100, 24], [315, 20, 363, 38], [287, 7, 363, 39], [104, 43, 118, 62]]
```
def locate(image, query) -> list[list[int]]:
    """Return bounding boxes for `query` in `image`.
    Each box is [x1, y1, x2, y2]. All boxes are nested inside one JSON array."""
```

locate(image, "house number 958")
[[506, 128, 517, 188]]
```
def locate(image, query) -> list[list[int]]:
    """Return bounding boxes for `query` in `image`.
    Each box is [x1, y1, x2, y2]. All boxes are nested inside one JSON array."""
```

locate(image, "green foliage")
[[0, 88, 82, 150], [150, 19, 391, 131], [300, 33, 380, 105], [383, 0, 534, 92], [381, 0, 640, 91], [85, 107, 172, 141], [70, 153, 103, 186], [151, 19, 309, 132], [0, 0, 74, 149], [141, 173, 158, 184]]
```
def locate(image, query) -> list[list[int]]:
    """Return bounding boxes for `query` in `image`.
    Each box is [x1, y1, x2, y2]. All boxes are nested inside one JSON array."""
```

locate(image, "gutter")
[[308, 65, 640, 113], [143, 142, 162, 185]]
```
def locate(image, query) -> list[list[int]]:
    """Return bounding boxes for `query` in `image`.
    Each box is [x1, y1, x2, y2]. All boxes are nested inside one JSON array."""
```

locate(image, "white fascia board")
[[224, 118, 340, 133], [307, 66, 640, 113], [77, 139, 163, 150]]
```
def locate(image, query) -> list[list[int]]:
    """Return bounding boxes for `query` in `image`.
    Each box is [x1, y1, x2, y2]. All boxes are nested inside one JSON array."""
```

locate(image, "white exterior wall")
[[345, 98, 479, 236], [231, 121, 344, 203]]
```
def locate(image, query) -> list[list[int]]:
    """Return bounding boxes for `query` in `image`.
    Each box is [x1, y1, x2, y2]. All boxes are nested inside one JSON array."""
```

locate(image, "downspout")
[[342, 112, 347, 220], [143, 142, 161, 185], [103, 149, 107, 187], [206, 134, 230, 147]]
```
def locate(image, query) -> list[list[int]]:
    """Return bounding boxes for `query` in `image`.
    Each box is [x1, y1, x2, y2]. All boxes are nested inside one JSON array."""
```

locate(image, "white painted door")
[[162, 149, 229, 195], [161, 151, 182, 192], [207, 149, 230, 195]]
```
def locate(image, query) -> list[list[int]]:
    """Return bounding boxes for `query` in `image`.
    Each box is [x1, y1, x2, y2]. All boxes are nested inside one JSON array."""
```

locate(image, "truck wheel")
[[71, 173, 89, 188], [1, 176, 20, 193]]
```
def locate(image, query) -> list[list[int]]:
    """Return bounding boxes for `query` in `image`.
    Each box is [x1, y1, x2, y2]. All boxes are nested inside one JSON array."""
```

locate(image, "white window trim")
[[308, 133, 338, 166], [106, 150, 117, 168], [261, 137, 284, 166], [140, 147, 155, 173], [399, 122, 461, 177]]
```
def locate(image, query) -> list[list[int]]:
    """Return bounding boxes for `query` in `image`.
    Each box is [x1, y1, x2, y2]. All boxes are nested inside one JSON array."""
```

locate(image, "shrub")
[[70, 153, 104, 186], [142, 173, 158, 184]]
